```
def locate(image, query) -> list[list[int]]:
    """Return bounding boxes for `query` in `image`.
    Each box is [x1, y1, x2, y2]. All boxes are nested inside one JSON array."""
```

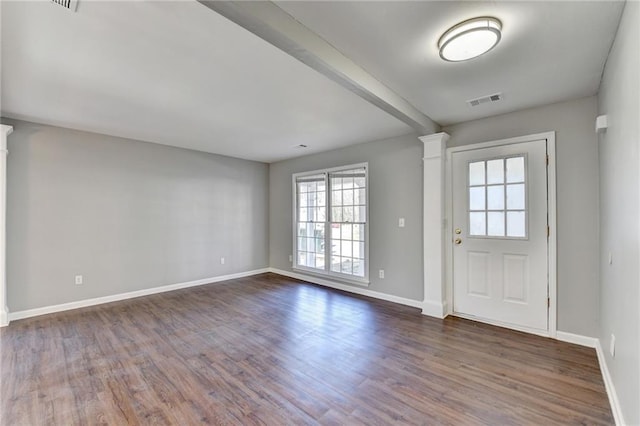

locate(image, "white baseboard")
[[595, 340, 625, 426], [0, 306, 8, 327], [422, 300, 448, 319], [6, 268, 270, 323], [269, 268, 423, 309], [556, 331, 598, 348]]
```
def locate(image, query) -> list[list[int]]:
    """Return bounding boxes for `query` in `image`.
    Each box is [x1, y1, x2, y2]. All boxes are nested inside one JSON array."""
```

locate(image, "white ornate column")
[[0, 124, 12, 327], [419, 132, 449, 318]]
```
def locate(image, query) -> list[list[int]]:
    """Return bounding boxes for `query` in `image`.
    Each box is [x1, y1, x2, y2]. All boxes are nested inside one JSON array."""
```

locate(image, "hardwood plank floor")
[[1, 273, 613, 425]]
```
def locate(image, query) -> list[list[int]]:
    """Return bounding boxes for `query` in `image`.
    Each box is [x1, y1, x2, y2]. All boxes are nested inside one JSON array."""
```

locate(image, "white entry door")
[[451, 138, 549, 331]]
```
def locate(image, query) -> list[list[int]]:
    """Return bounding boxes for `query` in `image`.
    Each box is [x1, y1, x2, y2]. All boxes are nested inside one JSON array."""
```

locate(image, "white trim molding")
[[7, 268, 269, 322], [555, 331, 598, 348], [595, 340, 625, 426], [419, 132, 450, 318], [0, 124, 13, 327], [269, 268, 423, 309]]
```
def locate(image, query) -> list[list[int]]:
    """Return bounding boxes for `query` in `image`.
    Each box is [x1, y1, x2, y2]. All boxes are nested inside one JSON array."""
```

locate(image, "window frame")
[[292, 162, 370, 285]]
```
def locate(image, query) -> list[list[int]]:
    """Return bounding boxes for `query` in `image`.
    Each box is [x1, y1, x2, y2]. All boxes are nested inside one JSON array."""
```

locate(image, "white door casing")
[[447, 132, 557, 336]]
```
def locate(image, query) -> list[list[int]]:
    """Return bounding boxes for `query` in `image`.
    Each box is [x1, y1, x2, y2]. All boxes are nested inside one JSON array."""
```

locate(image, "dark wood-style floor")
[[1, 273, 612, 425]]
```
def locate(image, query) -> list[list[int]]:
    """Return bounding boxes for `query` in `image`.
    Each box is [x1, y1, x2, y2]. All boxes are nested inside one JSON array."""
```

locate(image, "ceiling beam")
[[197, 0, 439, 134]]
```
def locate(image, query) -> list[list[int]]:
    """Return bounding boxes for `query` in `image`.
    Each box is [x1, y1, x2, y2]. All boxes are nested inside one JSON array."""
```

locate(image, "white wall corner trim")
[[418, 132, 450, 319], [595, 340, 625, 426], [269, 268, 423, 309], [7, 268, 270, 322], [0, 124, 13, 327]]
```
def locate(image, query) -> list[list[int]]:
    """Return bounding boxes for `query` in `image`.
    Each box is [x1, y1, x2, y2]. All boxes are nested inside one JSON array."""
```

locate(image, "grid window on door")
[[296, 174, 326, 270], [468, 156, 527, 238]]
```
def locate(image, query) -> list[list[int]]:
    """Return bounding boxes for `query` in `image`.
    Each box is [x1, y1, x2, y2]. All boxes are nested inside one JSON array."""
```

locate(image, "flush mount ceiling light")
[[438, 17, 502, 62]]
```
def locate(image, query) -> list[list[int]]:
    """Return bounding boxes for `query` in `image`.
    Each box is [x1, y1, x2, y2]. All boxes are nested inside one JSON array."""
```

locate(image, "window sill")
[[292, 267, 370, 287]]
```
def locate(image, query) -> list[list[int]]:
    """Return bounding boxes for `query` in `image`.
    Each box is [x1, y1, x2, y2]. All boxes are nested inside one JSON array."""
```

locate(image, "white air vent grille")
[[51, 0, 78, 12], [467, 93, 502, 107]]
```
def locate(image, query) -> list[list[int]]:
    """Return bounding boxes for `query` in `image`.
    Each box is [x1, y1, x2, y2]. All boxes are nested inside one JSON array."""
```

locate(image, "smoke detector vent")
[[467, 93, 502, 107], [51, 0, 78, 12]]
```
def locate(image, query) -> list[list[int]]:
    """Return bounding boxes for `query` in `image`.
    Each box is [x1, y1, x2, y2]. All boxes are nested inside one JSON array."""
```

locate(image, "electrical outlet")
[[289, 254, 293, 262], [75, 275, 83, 285], [379, 269, 385, 279], [610, 334, 616, 357], [220, 257, 225, 265], [399, 218, 405, 228]]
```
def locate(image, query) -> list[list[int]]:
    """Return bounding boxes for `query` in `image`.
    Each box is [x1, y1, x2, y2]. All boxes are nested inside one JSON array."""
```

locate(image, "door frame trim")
[[445, 131, 557, 338]]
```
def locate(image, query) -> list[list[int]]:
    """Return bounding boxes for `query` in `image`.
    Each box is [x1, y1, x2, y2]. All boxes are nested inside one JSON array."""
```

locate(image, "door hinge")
[[547, 297, 550, 308], [546, 154, 549, 165], [547, 226, 550, 237]]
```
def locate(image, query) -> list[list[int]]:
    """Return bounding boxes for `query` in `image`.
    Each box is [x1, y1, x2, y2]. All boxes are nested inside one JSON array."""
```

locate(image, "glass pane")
[[352, 259, 364, 277], [331, 256, 340, 272], [487, 212, 505, 236], [354, 177, 365, 188], [342, 206, 354, 222], [469, 187, 486, 210], [342, 177, 354, 189], [354, 188, 365, 205], [507, 184, 525, 210], [343, 189, 354, 205], [331, 239, 340, 255], [332, 190, 342, 206], [507, 211, 526, 237], [299, 192, 308, 207], [359, 206, 366, 223], [330, 177, 342, 190], [316, 238, 325, 254], [506, 157, 525, 183], [487, 185, 505, 210], [341, 241, 352, 257], [469, 161, 485, 185], [315, 254, 324, 269], [317, 191, 325, 206], [355, 241, 365, 259], [341, 258, 353, 274], [316, 207, 326, 222], [299, 207, 308, 222], [331, 224, 340, 239], [469, 212, 486, 236], [353, 224, 364, 241], [332, 207, 342, 222], [317, 180, 326, 192], [314, 222, 325, 236], [487, 159, 504, 184], [340, 224, 352, 240]]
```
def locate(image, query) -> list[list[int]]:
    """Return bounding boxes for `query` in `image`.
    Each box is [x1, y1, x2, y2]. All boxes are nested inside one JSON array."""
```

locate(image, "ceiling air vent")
[[51, 0, 78, 12], [467, 93, 502, 107]]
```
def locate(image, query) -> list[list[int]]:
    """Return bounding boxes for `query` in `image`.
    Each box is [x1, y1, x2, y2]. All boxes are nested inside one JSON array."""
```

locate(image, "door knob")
[[454, 228, 462, 234], [454, 238, 462, 245]]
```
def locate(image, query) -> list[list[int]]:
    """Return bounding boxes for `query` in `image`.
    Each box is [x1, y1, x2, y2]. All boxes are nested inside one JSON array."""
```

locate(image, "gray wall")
[[270, 133, 424, 301], [3, 118, 269, 312], [597, 1, 640, 424], [443, 96, 600, 337]]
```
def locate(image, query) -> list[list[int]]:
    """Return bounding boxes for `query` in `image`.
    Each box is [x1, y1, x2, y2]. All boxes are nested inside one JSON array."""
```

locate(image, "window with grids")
[[294, 165, 368, 281], [468, 155, 527, 238]]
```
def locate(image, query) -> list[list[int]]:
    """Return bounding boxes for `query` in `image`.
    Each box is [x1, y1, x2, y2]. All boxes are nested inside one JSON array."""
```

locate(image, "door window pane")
[[487, 212, 505, 236], [469, 161, 485, 185], [487, 159, 504, 184], [506, 184, 525, 210], [487, 185, 505, 210], [507, 157, 525, 183], [470, 212, 486, 236], [507, 211, 526, 237], [469, 187, 486, 210]]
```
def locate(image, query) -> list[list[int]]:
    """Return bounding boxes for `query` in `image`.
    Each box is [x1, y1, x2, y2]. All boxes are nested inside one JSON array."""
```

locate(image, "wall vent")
[[51, 0, 78, 12], [467, 93, 502, 107]]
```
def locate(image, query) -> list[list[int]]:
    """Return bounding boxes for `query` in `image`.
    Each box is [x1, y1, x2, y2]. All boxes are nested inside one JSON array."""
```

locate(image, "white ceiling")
[[0, 1, 410, 163], [0, 1, 625, 162], [277, 1, 625, 126]]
